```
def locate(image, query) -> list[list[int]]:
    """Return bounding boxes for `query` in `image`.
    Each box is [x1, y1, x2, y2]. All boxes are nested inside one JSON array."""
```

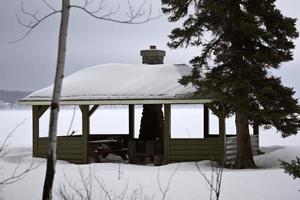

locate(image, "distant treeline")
[[0, 89, 31, 104]]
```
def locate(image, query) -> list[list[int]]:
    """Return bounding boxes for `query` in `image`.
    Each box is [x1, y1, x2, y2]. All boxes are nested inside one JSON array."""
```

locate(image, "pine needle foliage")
[[162, 0, 300, 137], [162, 0, 300, 168], [281, 157, 300, 180]]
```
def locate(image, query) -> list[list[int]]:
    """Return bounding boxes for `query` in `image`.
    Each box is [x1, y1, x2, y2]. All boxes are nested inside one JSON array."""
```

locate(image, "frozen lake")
[[1, 106, 300, 147]]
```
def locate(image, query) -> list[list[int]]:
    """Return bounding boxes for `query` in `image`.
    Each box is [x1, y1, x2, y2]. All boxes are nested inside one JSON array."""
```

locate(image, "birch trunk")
[[42, 0, 70, 199]]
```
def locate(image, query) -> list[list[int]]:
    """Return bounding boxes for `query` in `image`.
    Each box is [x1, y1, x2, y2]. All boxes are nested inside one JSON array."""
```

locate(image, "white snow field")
[[0, 108, 300, 200]]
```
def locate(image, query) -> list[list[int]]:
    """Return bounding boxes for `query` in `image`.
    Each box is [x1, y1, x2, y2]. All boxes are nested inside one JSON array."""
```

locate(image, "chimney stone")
[[140, 45, 166, 64]]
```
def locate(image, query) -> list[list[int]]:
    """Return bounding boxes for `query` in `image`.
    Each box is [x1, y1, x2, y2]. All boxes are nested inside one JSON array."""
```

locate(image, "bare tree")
[[56, 166, 152, 200], [157, 164, 180, 200], [13, 0, 160, 199], [0, 120, 41, 197], [0, 119, 26, 158], [195, 161, 223, 200]]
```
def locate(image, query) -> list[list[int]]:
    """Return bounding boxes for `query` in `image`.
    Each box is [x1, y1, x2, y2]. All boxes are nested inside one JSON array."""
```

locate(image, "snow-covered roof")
[[21, 63, 214, 105]]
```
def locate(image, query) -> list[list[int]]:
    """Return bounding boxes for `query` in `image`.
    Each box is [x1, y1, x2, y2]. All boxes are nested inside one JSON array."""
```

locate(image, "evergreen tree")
[[162, 0, 300, 168], [281, 157, 300, 180]]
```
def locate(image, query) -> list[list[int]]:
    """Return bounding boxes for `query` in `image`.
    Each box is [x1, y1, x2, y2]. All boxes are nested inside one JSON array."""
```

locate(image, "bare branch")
[[66, 106, 76, 136], [21, 2, 40, 22], [0, 160, 41, 185], [89, 0, 106, 14], [11, 10, 61, 43], [157, 164, 180, 200], [11, 1, 61, 43], [13, 0, 160, 43], [0, 119, 26, 157], [70, 0, 161, 25], [94, 173, 113, 200], [195, 161, 223, 200], [42, 0, 57, 12], [59, 170, 86, 199], [126, 0, 147, 22], [15, 12, 32, 28]]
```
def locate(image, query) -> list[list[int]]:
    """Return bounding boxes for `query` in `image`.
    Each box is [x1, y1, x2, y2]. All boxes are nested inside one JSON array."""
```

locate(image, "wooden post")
[[163, 104, 171, 164], [32, 105, 49, 157], [129, 105, 135, 139], [219, 115, 226, 164], [203, 105, 209, 138], [80, 105, 90, 164], [32, 106, 39, 157]]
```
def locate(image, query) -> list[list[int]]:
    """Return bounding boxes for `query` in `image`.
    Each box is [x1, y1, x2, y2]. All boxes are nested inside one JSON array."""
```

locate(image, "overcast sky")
[[0, 0, 300, 98]]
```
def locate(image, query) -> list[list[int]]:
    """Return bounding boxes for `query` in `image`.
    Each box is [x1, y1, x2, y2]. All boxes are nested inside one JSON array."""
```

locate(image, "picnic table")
[[88, 139, 128, 162]]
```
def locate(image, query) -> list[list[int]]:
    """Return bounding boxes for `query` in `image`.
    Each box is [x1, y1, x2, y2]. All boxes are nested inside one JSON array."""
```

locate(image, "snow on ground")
[[0, 108, 300, 199]]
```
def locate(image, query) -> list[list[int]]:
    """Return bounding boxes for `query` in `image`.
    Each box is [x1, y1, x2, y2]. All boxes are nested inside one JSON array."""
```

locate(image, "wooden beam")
[[38, 105, 49, 118], [21, 98, 214, 106], [203, 105, 209, 138], [79, 105, 90, 164], [129, 105, 135, 139], [163, 104, 171, 164], [88, 105, 99, 117]]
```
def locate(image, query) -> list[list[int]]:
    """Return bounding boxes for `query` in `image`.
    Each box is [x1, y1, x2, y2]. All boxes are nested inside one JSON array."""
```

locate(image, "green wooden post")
[[32, 105, 49, 157], [219, 115, 226, 165], [203, 105, 209, 138], [80, 105, 90, 164], [129, 105, 135, 139], [163, 104, 171, 164], [32, 106, 39, 157]]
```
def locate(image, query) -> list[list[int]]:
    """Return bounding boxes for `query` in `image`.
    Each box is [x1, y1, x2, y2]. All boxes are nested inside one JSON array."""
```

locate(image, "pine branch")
[[280, 157, 300, 180]]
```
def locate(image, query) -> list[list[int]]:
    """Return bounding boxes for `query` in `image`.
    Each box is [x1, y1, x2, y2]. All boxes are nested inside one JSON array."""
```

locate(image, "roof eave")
[[20, 98, 215, 105]]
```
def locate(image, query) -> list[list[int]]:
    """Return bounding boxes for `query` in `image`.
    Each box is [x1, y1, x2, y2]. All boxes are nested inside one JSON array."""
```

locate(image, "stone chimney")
[[138, 45, 165, 150], [140, 45, 166, 64]]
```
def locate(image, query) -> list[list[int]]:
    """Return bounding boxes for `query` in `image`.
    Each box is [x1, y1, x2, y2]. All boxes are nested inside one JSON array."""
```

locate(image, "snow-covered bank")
[[0, 146, 299, 200]]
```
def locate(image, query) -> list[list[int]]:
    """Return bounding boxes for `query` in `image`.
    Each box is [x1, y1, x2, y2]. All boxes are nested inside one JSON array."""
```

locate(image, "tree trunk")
[[42, 0, 70, 199], [233, 111, 256, 168]]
